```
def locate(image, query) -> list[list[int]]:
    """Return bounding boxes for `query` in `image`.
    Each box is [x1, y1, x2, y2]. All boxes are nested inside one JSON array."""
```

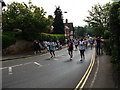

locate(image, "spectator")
[[33, 40, 38, 55], [96, 37, 101, 55]]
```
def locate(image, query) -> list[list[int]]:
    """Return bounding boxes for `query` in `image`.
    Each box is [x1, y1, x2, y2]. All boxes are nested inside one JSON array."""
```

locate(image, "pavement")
[[2, 49, 48, 61], [2, 45, 66, 61], [1, 47, 120, 89], [85, 53, 120, 89]]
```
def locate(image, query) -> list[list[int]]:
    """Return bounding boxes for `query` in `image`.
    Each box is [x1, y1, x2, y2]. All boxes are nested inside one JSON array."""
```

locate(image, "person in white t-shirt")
[[74, 39, 79, 50], [79, 38, 85, 61]]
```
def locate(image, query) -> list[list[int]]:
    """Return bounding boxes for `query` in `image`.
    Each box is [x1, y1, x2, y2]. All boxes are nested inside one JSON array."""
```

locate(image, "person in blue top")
[[89, 38, 94, 49], [49, 40, 56, 58]]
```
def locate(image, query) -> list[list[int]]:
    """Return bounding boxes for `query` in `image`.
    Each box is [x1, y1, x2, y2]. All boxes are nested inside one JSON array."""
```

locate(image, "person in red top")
[[67, 39, 73, 60]]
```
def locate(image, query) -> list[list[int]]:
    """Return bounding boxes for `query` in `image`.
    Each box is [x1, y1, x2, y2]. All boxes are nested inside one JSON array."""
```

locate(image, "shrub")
[[39, 33, 66, 42], [104, 39, 111, 54], [2, 32, 16, 49]]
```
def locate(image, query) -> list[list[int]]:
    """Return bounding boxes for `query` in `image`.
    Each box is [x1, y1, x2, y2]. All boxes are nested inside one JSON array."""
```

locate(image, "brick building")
[[64, 19, 74, 40]]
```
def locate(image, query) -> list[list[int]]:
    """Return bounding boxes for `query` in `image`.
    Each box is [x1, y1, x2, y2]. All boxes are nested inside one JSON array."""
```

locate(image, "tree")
[[84, 3, 111, 37], [109, 1, 120, 35], [109, 1, 120, 64], [2, 1, 52, 40], [52, 6, 64, 34], [74, 25, 93, 38]]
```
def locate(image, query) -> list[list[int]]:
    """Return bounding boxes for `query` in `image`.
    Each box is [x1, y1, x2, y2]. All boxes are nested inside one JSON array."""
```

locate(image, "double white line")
[[75, 49, 96, 90]]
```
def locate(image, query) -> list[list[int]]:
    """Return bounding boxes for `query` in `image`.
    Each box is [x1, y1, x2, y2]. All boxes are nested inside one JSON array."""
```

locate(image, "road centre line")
[[0, 62, 33, 70], [75, 48, 95, 90], [11, 62, 33, 68], [0, 67, 8, 70]]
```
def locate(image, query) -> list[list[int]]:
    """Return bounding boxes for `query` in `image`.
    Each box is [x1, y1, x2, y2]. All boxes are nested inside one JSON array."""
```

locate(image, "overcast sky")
[[4, 0, 112, 26]]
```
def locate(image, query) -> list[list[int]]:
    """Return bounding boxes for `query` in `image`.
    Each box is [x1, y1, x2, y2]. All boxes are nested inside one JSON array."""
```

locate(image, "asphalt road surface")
[[2, 47, 94, 88]]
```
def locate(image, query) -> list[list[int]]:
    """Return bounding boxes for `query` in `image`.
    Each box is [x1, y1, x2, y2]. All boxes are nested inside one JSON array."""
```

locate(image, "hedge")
[[2, 32, 66, 49], [2, 32, 16, 49], [39, 33, 66, 41]]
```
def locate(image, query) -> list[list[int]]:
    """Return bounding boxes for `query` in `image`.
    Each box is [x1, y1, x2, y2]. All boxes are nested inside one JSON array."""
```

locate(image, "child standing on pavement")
[[79, 38, 85, 61], [67, 39, 74, 60]]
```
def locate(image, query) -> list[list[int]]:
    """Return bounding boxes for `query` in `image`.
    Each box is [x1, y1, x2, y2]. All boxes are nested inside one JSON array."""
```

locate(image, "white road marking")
[[11, 62, 33, 68], [0, 67, 8, 70], [89, 56, 100, 88], [8, 67, 13, 75], [34, 62, 42, 67], [1, 62, 33, 70]]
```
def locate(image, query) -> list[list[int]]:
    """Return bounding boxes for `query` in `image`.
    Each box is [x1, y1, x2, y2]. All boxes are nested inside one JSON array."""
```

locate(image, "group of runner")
[[40, 36, 104, 61], [67, 36, 104, 61], [67, 38, 89, 61]]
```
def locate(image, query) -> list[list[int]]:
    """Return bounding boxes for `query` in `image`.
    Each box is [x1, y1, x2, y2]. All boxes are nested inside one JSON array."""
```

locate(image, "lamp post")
[[64, 11, 67, 23], [0, 1, 6, 89]]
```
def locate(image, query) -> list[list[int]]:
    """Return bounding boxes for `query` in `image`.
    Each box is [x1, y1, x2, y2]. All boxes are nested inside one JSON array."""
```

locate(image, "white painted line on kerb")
[[8, 67, 13, 75], [90, 56, 99, 88]]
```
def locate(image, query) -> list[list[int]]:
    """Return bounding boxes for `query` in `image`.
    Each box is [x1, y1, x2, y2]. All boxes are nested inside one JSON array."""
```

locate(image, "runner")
[[67, 39, 74, 60], [79, 38, 85, 61], [89, 38, 94, 49], [74, 39, 79, 50], [100, 37, 104, 55], [49, 40, 56, 58], [84, 38, 88, 49], [96, 37, 101, 55]]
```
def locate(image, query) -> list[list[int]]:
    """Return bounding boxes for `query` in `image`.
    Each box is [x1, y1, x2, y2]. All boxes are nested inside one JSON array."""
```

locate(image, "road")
[[2, 47, 94, 88]]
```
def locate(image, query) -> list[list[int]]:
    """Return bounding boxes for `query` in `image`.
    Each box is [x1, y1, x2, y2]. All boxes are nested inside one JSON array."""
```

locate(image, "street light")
[[64, 11, 67, 13], [63, 11, 67, 23], [0, 0, 6, 7]]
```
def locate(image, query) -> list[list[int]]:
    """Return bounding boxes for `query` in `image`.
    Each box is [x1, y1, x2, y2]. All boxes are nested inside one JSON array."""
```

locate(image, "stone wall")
[[2, 40, 33, 55]]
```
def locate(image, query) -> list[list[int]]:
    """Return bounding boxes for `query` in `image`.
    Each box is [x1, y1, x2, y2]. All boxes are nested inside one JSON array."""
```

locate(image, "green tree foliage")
[[2, 32, 16, 49], [109, 1, 120, 68], [74, 25, 94, 38], [84, 3, 111, 37], [39, 33, 66, 42], [109, 1, 120, 35], [52, 6, 64, 34], [75, 26, 86, 38], [2, 1, 52, 40]]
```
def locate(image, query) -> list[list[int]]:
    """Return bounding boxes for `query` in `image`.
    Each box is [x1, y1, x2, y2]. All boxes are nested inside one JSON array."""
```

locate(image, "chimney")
[[65, 19, 68, 23]]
